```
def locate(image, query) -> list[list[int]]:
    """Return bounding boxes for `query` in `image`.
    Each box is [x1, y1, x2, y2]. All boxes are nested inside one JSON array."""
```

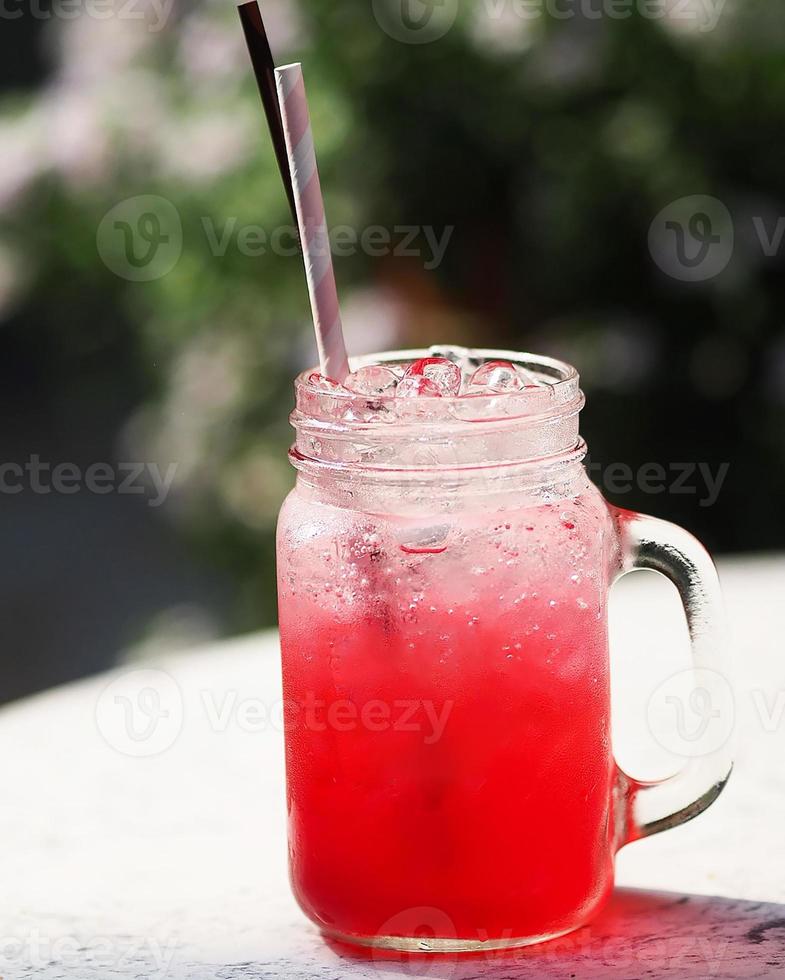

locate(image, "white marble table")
[[3, 555, 785, 978]]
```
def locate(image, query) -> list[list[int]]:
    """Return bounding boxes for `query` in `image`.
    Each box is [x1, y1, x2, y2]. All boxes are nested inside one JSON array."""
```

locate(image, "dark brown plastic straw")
[[238, 0, 298, 228]]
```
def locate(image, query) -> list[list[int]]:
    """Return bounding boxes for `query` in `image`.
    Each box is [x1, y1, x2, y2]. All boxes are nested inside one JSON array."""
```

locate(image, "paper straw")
[[237, 1, 298, 229], [275, 63, 349, 383]]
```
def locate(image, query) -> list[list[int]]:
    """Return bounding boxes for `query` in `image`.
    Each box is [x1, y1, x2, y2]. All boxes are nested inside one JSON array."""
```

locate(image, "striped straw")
[[275, 63, 350, 383]]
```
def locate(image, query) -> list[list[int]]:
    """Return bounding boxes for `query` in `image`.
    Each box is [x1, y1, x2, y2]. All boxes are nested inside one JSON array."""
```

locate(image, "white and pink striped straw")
[[275, 63, 350, 383]]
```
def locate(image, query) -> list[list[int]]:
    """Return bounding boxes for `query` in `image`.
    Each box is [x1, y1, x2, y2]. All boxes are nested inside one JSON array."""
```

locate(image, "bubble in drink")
[[397, 523, 450, 555], [396, 375, 443, 398], [403, 357, 462, 396], [345, 365, 399, 396]]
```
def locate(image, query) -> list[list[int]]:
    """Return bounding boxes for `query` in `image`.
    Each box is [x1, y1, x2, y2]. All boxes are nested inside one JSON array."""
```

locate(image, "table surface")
[[3, 554, 785, 979]]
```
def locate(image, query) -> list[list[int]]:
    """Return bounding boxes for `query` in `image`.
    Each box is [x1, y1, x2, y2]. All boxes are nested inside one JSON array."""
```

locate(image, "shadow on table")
[[325, 889, 785, 979]]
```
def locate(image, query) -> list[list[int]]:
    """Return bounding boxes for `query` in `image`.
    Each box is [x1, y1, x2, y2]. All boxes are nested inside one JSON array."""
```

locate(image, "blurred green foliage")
[[1, 0, 785, 638]]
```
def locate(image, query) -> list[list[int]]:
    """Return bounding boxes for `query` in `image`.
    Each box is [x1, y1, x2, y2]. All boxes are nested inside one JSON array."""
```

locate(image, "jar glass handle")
[[610, 507, 734, 845]]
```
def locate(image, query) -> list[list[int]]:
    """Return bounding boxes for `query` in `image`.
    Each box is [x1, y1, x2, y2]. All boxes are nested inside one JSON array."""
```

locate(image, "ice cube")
[[344, 365, 399, 396], [396, 375, 443, 398], [307, 372, 346, 392], [428, 345, 483, 379], [449, 392, 509, 421], [467, 360, 536, 393], [403, 357, 462, 396]]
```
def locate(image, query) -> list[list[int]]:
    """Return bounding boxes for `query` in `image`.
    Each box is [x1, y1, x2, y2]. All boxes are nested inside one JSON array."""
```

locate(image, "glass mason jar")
[[276, 348, 732, 952]]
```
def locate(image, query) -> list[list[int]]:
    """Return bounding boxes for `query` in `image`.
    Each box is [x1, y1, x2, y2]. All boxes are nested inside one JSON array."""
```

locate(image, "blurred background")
[[1, 0, 783, 704]]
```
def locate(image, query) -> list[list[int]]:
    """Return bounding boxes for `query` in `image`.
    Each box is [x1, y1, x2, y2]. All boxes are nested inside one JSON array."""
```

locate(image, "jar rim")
[[289, 348, 585, 476], [293, 347, 581, 426]]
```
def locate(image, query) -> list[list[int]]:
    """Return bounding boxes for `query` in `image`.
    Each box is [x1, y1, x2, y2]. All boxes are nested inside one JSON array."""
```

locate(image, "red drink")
[[278, 494, 617, 947]]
